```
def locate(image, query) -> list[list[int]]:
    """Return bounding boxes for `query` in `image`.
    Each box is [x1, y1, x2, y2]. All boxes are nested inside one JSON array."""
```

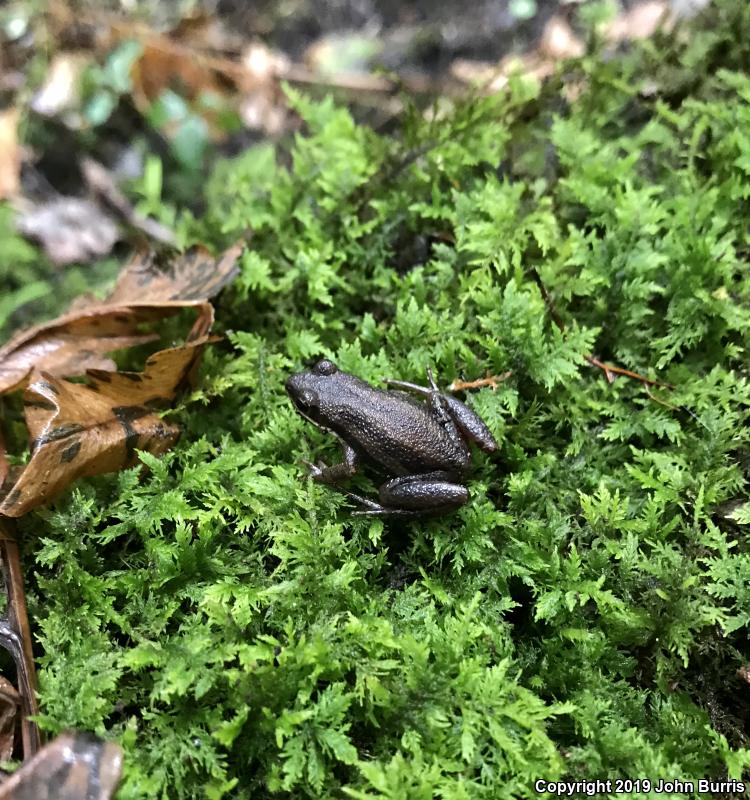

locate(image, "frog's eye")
[[313, 359, 338, 376], [296, 389, 319, 410]]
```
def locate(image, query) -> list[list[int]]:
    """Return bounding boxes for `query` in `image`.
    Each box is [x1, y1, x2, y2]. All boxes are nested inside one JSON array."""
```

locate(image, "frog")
[[285, 358, 498, 515]]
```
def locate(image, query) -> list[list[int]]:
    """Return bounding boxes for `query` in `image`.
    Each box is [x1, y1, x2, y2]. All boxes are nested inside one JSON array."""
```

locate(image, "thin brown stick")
[[585, 355, 673, 388], [645, 387, 680, 410], [449, 372, 512, 392], [529, 266, 673, 391], [0, 521, 41, 759], [528, 266, 566, 332]]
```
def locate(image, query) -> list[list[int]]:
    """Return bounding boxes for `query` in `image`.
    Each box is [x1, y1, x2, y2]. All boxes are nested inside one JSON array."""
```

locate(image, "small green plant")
[[14, 1, 750, 797]]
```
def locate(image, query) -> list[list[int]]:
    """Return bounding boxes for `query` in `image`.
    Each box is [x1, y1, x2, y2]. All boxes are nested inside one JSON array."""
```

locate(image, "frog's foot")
[[302, 441, 359, 485], [301, 459, 323, 479], [310, 484, 400, 516]]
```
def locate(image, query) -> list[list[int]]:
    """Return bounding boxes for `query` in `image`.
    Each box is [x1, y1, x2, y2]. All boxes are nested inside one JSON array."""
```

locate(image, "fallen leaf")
[[0, 243, 242, 395], [606, 1, 669, 42], [130, 34, 243, 111], [0, 677, 19, 762], [0, 109, 21, 200], [0, 308, 164, 395], [539, 16, 585, 60], [30, 51, 90, 118], [0, 323, 216, 516], [106, 20, 292, 138], [106, 242, 243, 304], [0, 731, 122, 800], [15, 197, 119, 266]]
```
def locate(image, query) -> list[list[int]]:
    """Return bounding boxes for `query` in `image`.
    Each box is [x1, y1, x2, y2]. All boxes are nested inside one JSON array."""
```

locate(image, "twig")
[[528, 266, 566, 332], [584, 355, 673, 388], [529, 266, 673, 391], [449, 372, 512, 392], [0, 520, 41, 759]]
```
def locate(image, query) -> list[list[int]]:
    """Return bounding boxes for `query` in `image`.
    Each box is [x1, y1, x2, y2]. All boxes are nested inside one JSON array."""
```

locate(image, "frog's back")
[[323, 379, 469, 476]]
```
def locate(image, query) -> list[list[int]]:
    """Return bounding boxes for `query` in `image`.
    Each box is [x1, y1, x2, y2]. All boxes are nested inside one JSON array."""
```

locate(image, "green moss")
[[17, 1, 750, 797]]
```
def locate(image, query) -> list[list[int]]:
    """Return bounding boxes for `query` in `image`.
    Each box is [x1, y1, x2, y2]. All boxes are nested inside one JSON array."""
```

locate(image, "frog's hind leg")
[[439, 394, 497, 453], [385, 373, 497, 453], [352, 472, 469, 516]]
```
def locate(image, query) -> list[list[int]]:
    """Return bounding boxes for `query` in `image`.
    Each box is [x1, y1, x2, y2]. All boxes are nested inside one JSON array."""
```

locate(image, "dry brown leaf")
[[30, 52, 90, 117], [0, 244, 242, 395], [122, 27, 245, 134], [539, 16, 585, 60], [106, 19, 291, 137], [0, 244, 240, 514], [0, 326, 215, 516], [606, 1, 669, 42], [0, 109, 21, 201], [0, 731, 122, 800], [107, 242, 242, 304], [0, 677, 19, 763], [0, 308, 164, 396]]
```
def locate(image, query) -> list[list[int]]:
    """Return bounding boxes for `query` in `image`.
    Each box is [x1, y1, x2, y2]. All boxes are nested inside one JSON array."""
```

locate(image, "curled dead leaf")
[[129, 33, 245, 112], [0, 308, 164, 396], [106, 242, 243, 304], [30, 52, 90, 118], [0, 325, 216, 516], [0, 731, 122, 800], [606, 1, 670, 42], [0, 244, 241, 515], [0, 243, 242, 395]]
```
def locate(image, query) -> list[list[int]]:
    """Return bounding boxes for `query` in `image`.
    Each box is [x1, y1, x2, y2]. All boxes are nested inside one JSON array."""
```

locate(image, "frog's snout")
[[284, 375, 298, 396]]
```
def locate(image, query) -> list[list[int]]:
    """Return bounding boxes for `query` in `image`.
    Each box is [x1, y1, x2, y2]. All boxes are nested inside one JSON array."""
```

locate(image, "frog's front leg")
[[352, 471, 469, 516], [305, 440, 359, 484]]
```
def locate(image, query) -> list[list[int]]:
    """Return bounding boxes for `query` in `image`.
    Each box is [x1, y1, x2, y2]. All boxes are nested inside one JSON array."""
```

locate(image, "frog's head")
[[285, 358, 340, 427]]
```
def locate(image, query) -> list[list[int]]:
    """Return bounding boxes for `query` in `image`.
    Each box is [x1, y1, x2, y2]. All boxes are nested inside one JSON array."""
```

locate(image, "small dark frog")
[[285, 359, 497, 515]]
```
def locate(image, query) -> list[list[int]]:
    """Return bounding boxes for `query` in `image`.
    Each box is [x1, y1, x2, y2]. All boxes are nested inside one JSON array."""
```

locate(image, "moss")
[[17, 1, 750, 797]]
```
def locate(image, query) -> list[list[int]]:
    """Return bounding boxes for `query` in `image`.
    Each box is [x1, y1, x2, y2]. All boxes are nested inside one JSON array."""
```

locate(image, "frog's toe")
[[301, 459, 326, 480]]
